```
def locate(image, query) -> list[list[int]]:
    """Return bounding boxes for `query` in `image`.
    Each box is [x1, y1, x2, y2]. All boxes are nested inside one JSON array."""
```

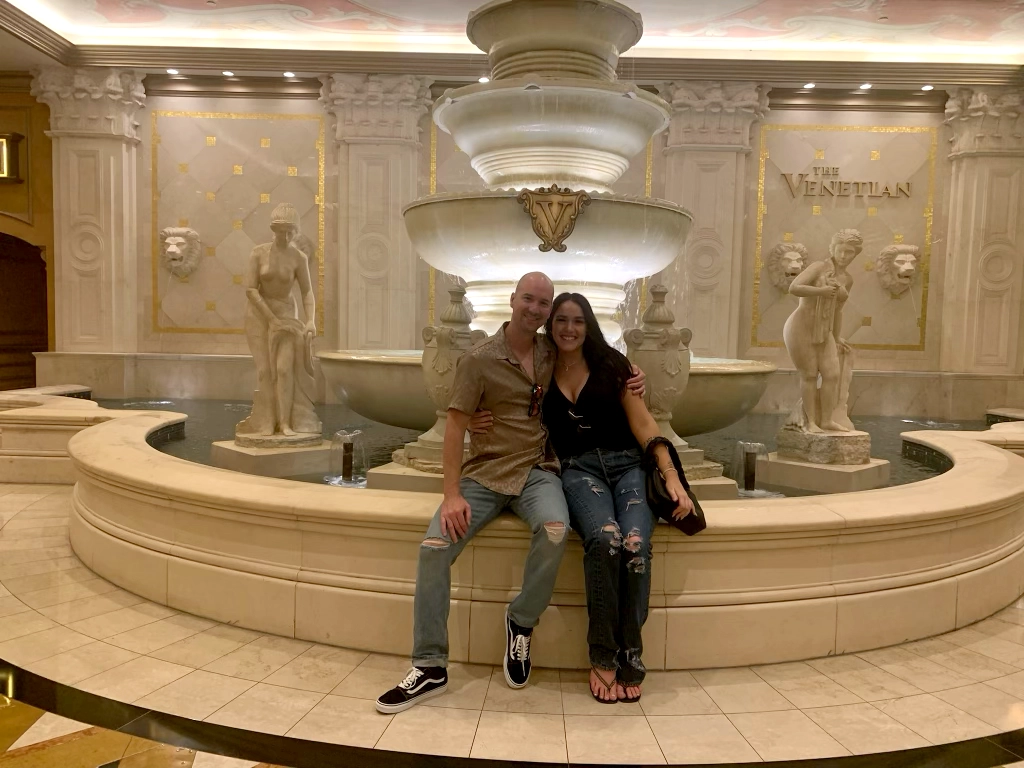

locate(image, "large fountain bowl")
[[318, 350, 776, 437]]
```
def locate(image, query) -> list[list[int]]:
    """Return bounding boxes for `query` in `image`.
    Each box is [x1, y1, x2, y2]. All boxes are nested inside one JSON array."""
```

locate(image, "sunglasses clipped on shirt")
[[528, 384, 543, 417]]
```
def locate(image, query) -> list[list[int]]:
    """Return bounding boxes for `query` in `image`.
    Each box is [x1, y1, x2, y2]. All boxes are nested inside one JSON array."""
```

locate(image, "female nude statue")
[[782, 229, 863, 433], [235, 203, 321, 444]]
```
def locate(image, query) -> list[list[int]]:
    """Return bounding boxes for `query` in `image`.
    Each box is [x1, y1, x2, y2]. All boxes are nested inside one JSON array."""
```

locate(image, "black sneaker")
[[375, 666, 448, 713], [504, 608, 533, 688]]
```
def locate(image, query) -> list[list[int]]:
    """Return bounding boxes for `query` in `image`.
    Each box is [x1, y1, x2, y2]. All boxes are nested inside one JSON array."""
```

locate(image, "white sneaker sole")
[[504, 610, 530, 689], [374, 682, 448, 714]]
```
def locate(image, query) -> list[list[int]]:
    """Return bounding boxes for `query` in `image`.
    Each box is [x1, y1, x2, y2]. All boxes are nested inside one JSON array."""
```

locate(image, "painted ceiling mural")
[[14, 0, 1024, 58]]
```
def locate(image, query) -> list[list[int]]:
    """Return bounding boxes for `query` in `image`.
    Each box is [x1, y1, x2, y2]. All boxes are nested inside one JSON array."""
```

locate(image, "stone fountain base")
[[211, 439, 330, 479], [756, 453, 891, 495]]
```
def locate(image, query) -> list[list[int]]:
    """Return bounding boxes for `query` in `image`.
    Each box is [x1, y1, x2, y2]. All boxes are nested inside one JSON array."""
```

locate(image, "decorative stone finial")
[[31, 67, 146, 140], [320, 74, 433, 144]]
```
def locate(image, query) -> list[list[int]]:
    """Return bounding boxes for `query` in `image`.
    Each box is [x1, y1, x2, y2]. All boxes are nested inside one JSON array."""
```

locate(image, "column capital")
[[660, 81, 768, 151], [31, 67, 145, 141], [945, 87, 1024, 158], [320, 74, 433, 144]]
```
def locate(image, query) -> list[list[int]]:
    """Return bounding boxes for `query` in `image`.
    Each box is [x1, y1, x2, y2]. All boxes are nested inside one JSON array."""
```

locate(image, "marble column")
[[320, 74, 433, 350], [659, 82, 768, 359], [940, 87, 1024, 374], [31, 68, 145, 352]]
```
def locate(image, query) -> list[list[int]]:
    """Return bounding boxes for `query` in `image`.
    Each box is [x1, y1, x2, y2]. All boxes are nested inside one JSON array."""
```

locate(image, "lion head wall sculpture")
[[766, 242, 810, 292], [159, 227, 201, 279], [876, 244, 919, 297]]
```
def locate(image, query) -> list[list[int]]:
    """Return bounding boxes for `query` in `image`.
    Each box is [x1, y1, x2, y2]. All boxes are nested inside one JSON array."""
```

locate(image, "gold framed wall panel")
[[150, 110, 325, 335], [750, 123, 937, 351]]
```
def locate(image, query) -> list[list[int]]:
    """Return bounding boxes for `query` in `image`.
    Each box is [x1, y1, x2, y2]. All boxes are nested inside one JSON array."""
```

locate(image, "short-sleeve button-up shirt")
[[447, 322, 559, 495]]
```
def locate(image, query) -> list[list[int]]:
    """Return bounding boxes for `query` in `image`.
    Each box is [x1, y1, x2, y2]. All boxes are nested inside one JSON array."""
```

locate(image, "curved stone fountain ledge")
[[41, 399, 1024, 670], [318, 350, 777, 437]]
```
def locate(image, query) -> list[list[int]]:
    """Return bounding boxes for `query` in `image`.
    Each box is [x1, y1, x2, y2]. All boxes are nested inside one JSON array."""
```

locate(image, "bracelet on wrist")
[[661, 467, 678, 476]]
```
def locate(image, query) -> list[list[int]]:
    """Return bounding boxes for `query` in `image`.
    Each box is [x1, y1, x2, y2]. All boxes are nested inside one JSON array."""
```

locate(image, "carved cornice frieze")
[[661, 81, 769, 151], [30, 67, 145, 140], [320, 74, 433, 144], [944, 87, 1024, 158]]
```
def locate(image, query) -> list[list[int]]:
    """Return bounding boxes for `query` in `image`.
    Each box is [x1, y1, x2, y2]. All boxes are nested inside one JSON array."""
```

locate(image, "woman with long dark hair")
[[543, 292, 692, 703]]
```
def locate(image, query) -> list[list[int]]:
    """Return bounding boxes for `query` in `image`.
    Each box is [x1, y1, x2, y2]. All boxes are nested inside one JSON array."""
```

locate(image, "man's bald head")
[[514, 272, 554, 301]]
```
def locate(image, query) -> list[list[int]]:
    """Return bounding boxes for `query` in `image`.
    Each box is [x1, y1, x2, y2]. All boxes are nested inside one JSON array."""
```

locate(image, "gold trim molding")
[[750, 123, 938, 352], [150, 110, 325, 336]]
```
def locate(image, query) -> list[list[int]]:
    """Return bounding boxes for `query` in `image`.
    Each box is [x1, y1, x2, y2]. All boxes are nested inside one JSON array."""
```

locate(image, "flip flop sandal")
[[618, 681, 642, 703], [590, 666, 618, 704]]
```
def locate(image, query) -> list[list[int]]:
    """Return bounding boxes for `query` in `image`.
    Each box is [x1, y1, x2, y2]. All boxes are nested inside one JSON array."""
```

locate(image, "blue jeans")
[[562, 448, 655, 684], [412, 467, 569, 668]]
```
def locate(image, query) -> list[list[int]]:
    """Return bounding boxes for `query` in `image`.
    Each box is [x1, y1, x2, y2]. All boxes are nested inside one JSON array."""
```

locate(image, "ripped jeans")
[[412, 468, 569, 668], [562, 448, 655, 684]]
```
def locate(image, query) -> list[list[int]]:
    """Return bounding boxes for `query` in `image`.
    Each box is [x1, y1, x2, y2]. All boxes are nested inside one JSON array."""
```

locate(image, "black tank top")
[[543, 368, 638, 460]]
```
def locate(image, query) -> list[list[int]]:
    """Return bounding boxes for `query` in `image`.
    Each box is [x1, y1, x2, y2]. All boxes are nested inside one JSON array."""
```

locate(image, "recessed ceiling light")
[[921, 84, 934, 91], [166, 69, 179, 75], [223, 71, 234, 77], [283, 72, 295, 78], [803, 83, 815, 89], [478, 76, 490, 83], [860, 83, 873, 89]]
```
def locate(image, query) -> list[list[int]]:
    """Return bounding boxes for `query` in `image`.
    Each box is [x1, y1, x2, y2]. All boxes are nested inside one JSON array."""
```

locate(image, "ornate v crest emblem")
[[516, 184, 591, 252]]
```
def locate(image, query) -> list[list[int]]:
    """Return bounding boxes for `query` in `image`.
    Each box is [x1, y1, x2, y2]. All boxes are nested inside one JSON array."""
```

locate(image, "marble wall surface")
[[138, 97, 333, 355]]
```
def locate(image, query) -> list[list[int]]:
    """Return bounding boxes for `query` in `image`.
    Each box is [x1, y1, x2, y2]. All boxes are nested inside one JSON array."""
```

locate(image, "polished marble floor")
[[7, 481, 1024, 766]]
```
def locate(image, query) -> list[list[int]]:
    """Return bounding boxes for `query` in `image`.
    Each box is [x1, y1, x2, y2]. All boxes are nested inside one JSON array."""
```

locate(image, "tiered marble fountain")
[[319, 0, 776, 443]]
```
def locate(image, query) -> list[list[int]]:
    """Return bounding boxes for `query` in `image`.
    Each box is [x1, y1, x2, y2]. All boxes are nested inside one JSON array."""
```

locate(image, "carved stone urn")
[[394, 286, 487, 473], [625, 285, 725, 479]]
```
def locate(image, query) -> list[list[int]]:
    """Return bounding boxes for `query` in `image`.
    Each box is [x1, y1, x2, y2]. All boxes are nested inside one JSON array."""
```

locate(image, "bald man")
[[378, 272, 576, 713]]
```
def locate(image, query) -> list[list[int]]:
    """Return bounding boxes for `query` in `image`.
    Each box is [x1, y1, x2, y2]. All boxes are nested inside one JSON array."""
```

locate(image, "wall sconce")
[[0, 133, 24, 184]]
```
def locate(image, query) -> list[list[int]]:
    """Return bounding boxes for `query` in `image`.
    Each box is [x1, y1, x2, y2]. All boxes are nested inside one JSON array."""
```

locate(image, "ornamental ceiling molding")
[[0, 0, 72, 63]]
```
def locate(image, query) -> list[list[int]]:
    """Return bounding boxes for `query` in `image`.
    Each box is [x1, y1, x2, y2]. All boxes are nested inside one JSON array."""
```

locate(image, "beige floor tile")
[[0, 546, 73, 567], [639, 671, 721, 716], [752, 662, 863, 708], [729, 709, 849, 761], [0, 595, 29, 619], [6, 712, 90, 750], [205, 683, 325, 735], [564, 715, 665, 764], [0, 525, 69, 541], [483, 668, 563, 714], [66, 602, 178, 640], [943, 628, 1024, 667], [0, 583, 10, 598], [421, 662, 492, 710], [191, 754, 259, 768], [803, 702, 929, 754], [18, 577, 119, 609], [106, 613, 216, 654], [935, 683, 1024, 730], [903, 637, 1021, 681], [857, 647, 978, 692], [1, 566, 95, 596], [330, 653, 414, 700], [261, 644, 367, 693], [970, 618, 1024, 646], [0, 536, 70, 552], [0, 610, 56, 642], [2, 517, 69, 531], [77, 656, 193, 703], [376, 705, 481, 757], [987, 670, 1024, 700], [471, 710, 568, 762], [26, 641, 139, 685], [136, 670, 256, 720], [203, 635, 312, 682], [0, 625, 93, 665], [560, 670, 644, 716], [873, 692, 999, 744], [691, 667, 794, 714], [36, 590, 147, 624], [287, 694, 392, 748], [0, 555, 82, 581], [648, 714, 761, 764], [151, 625, 262, 668], [996, 607, 1024, 627], [807, 654, 924, 701]]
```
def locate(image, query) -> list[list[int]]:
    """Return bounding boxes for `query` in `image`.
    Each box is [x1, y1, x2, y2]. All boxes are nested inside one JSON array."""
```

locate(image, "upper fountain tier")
[[433, 0, 670, 193]]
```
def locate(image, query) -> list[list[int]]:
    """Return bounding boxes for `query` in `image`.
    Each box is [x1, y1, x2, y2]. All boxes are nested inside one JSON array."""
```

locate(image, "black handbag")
[[642, 436, 707, 536]]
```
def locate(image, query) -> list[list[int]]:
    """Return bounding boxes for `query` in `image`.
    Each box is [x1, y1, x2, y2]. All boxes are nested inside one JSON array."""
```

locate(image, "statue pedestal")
[[776, 428, 871, 465], [211, 440, 331, 479], [756, 453, 890, 495], [366, 461, 738, 499]]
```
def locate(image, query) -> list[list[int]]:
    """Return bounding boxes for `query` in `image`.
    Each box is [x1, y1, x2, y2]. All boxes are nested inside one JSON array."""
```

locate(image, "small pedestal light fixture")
[[0, 133, 24, 183]]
